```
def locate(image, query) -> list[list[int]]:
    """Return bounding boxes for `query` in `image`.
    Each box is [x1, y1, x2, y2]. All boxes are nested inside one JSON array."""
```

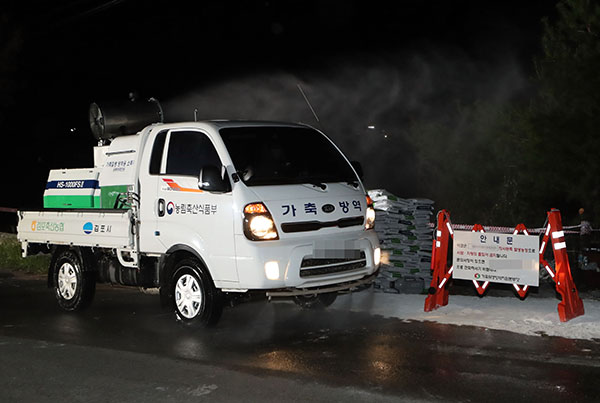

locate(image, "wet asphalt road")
[[1, 273, 600, 402]]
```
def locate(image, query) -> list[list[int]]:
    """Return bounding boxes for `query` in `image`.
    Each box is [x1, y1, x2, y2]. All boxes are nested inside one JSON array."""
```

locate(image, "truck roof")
[[209, 120, 312, 129], [152, 120, 314, 130]]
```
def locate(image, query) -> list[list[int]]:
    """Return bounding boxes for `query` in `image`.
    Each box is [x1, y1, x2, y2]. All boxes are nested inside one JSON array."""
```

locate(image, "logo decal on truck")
[[281, 200, 362, 216], [46, 180, 99, 189], [83, 222, 112, 234], [31, 221, 65, 232], [167, 201, 217, 215], [162, 178, 203, 193], [322, 204, 335, 213], [106, 159, 135, 172], [83, 222, 93, 234]]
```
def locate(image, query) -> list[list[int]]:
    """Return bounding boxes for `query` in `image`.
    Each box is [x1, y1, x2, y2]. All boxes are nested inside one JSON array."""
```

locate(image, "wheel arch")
[[47, 245, 96, 288], [160, 244, 213, 292]]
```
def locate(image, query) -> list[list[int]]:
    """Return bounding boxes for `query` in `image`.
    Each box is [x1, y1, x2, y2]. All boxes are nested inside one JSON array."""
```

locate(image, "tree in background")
[[520, 0, 600, 224], [408, 100, 524, 226], [409, 0, 600, 227]]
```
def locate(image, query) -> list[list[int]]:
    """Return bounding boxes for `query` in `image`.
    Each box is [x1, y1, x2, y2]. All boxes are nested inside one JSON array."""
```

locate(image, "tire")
[[52, 248, 95, 311], [294, 292, 337, 310], [171, 258, 223, 327]]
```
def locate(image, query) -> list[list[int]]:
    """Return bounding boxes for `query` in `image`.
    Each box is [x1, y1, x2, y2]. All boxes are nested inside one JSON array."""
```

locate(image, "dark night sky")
[[1, 0, 558, 209]]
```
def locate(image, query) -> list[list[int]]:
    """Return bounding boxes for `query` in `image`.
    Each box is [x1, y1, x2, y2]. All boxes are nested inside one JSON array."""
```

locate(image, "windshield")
[[220, 126, 358, 186]]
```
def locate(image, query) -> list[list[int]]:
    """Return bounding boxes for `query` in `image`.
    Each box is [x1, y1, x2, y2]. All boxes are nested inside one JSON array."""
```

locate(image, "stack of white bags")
[[368, 189, 434, 293]]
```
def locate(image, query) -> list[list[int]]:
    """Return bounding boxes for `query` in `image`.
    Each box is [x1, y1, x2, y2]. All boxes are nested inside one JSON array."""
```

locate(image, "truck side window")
[[165, 131, 222, 176], [149, 130, 167, 175]]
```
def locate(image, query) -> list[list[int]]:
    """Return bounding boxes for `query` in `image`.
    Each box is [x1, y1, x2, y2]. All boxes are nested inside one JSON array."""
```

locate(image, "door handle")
[[158, 198, 165, 217]]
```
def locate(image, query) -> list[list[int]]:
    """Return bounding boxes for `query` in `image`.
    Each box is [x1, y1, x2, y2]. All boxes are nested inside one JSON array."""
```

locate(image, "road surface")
[[1, 272, 599, 402]]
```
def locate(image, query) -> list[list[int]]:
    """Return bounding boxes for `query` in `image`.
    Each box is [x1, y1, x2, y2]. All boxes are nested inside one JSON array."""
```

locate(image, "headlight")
[[249, 216, 276, 238], [243, 202, 279, 241], [365, 195, 376, 230]]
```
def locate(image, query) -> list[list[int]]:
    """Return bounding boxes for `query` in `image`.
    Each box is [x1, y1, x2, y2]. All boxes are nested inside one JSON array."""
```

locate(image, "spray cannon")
[[89, 97, 163, 143]]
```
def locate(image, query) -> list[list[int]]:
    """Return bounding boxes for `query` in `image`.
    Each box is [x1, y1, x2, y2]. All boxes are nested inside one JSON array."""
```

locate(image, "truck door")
[[139, 128, 238, 283]]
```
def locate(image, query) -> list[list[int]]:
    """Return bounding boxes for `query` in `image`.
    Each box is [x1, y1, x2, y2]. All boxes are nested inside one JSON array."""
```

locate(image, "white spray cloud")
[[163, 50, 529, 196]]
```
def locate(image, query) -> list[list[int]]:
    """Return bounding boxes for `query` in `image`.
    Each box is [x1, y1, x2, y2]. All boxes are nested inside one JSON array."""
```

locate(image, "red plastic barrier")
[[424, 210, 452, 312], [424, 209, 585, 322], [539, 209, 585, 322]]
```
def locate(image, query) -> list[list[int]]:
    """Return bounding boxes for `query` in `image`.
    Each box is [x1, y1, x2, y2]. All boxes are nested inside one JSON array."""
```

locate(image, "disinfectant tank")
[[89, 97, 163, 140]]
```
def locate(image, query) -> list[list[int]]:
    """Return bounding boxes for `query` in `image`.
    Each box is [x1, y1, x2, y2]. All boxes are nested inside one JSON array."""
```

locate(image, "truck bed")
[[17, 209, 134, 250]]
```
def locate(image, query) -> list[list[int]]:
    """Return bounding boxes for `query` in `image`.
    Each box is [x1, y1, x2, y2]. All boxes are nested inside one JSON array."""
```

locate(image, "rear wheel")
[[294, 292, 337, 309], [171, 258, 223, 326], [52, 249, 95, 311]]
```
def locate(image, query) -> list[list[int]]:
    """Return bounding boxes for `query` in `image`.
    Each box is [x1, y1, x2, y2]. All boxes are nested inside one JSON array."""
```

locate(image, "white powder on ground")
[[331, 291, 600, 340]]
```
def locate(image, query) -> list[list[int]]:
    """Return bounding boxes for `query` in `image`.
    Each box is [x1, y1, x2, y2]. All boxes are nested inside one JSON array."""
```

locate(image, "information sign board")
[[452, 230, 539, 286]]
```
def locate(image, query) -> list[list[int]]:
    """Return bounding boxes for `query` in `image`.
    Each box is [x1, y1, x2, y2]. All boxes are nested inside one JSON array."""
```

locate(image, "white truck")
[[17, 100, 381, 326]]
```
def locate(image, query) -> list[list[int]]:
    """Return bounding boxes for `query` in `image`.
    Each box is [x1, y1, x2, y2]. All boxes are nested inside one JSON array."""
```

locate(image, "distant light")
[[70, 128, 77, 133], [383, 134, 388, 139], [367, 125, 376, 130]]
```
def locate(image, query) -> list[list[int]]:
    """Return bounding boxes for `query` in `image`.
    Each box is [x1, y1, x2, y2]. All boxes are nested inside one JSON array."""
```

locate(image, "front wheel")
[[52, 248, 95, 311], [294, 292, 337, 309], [172, 258, 223, 327]]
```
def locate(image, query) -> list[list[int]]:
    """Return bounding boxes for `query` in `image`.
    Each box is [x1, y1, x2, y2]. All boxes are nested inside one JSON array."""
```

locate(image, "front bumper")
[[233, 230, 380, 290], [264, 269, 378, 297]]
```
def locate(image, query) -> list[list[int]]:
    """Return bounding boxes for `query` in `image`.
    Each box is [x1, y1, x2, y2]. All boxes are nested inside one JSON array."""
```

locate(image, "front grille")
[[300, 251, 367, 278], [281, 216, 364, 233]]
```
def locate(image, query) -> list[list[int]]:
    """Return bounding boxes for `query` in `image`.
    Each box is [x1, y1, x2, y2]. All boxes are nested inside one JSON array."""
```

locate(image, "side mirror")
[[350, 160, 364, 180], [199, 165, 231, 192]]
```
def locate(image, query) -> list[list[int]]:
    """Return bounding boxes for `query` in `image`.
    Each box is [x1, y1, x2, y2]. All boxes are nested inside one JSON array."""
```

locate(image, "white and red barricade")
[[424, 209, 585, 322]]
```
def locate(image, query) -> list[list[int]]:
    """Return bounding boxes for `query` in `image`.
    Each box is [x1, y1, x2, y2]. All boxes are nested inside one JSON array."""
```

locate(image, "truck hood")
[[247, 183, 367, 236]]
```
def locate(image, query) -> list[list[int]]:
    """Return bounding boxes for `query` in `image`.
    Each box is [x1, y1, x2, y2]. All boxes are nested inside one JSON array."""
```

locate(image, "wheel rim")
[[57, 262, 78, 300], [175, 273, 203, 319]]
